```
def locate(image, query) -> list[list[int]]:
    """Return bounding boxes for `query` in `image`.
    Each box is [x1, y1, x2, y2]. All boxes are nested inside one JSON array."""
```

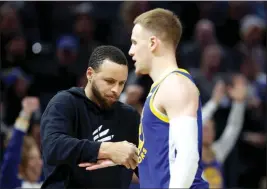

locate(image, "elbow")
[[44, 144, 57, 165], [46, 144, 69, 165], [42, 137, 62, 165], [46, 147, 59, 165]]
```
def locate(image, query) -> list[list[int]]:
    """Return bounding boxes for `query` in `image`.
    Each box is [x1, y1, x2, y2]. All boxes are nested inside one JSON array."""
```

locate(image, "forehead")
[[97, 59, 128, 80], [131, 24, 151, 40]]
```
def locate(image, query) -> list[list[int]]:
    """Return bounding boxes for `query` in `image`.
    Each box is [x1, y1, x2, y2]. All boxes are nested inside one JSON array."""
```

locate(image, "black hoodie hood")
[[67, 87, 100, 112], [67, 87, 88, 99]]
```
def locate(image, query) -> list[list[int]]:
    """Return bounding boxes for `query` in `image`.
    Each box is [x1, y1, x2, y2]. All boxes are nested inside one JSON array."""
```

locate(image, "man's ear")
[[86, 67, 95, 82], [149, 36, 159, 52]]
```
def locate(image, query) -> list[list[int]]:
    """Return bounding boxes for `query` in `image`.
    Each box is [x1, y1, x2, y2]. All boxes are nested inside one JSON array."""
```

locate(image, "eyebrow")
[[105, 78, 126, 83]]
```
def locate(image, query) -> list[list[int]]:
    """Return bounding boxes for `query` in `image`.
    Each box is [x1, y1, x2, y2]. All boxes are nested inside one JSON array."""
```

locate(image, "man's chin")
[[135, 69, 145, 76], [101, 100, 116, 110]]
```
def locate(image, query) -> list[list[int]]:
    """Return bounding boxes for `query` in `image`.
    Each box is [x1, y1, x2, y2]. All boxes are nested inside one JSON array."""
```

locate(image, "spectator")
[[190, 44, 230, 104], [233, 14, 266, 70], [109, 1, 150, 70], [72, 3, 101, 76], [179, 19, 233, 70], [201, 76, 247, 188], [2, 33, 28, 72], [0, 97, 43, 189], [0, 3, 22, 36]]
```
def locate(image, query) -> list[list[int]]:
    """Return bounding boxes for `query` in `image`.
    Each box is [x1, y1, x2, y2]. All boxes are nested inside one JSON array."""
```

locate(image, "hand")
[[22, 97, 40, 116], [211, 80, 226, 104], [100, 141, 138, 169], [79, 159, 116, 171], [228, 75, 248, 102]]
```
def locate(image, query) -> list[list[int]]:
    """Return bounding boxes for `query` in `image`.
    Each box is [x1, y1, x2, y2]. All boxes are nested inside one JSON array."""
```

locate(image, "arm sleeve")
[[202, 100, 219, 125], [212, 102, 246, 163], [0, 129, 25, 189], [169, 116, 199, 188], [40, 92, 102, 167]]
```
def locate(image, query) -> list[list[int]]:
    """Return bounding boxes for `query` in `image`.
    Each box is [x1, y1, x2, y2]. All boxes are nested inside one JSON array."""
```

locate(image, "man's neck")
[[149, 55, 178, 82]]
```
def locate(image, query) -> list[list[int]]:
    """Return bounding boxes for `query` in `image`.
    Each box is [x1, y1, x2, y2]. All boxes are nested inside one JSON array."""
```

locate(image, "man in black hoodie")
[[40, 45, 140, 188]]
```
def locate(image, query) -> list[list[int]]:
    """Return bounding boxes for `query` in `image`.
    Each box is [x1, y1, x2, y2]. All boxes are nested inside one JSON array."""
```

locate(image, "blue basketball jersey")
[[138, 69, 209, 188]]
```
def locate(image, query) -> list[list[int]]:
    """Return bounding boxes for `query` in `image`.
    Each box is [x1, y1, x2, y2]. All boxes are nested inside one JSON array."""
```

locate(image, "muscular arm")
[[158, 74, 199, 188]]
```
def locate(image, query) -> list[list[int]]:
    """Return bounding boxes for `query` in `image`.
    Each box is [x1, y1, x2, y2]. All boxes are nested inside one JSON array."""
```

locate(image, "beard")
[[91, 81, 117, 110]]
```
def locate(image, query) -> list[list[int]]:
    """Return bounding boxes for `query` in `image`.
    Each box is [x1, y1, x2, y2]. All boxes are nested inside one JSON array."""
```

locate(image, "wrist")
[[211, 98, 220, 105], [232, 100, 246, 109], [19, 110, 31, 120], [209, 99, 219, 109], [15, 117, 30, 132], [98, 142, 112, 159]]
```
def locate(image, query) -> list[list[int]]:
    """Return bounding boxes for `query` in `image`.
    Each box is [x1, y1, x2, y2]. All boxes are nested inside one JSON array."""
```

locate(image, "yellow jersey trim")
[[149, 85, 169, 123], [148, 68, 199, 123], [150, 68, 189, 92]]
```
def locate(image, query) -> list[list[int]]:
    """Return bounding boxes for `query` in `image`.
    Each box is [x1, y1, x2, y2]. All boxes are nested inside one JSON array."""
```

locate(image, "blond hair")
[[134, 8, 182, 48]]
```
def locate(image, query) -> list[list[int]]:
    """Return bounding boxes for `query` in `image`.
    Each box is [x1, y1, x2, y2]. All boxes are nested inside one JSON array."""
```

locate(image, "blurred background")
[[0, 1, 266, 189]]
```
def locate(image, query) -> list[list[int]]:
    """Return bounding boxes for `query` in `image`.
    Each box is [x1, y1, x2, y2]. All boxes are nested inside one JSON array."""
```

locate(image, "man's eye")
[[105, 79, 114, 84], [119, 81, 126, 86]]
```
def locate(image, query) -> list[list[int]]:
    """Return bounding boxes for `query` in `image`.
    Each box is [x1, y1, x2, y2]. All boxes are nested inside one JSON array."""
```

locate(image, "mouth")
[[106, 96, 117, 102]]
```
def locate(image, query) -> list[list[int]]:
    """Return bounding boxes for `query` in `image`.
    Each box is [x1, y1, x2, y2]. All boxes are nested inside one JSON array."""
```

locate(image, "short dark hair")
[[88, 45, 128, 70]]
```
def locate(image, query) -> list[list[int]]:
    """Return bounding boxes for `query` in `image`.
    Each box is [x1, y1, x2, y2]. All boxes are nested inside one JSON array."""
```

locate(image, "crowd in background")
[[0, 1, 266, 189]]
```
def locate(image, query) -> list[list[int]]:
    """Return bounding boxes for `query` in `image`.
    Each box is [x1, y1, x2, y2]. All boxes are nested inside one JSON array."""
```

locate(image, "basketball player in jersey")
[[127, 8, 209, 188], [79, 8, 209, 188]]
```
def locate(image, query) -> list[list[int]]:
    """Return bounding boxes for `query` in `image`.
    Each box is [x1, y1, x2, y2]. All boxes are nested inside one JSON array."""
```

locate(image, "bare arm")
[[158, 74, 200, 188]]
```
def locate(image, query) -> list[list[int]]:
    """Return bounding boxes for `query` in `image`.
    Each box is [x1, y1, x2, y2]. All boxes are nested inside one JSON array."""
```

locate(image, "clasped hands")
[[78, 141, 138, 171]]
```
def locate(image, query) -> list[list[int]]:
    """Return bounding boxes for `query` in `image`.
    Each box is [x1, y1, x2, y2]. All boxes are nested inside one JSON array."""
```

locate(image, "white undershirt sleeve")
[[202, 100, 219, 125], [169, 116, 199, 188], [212, 102, 246, 163]]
